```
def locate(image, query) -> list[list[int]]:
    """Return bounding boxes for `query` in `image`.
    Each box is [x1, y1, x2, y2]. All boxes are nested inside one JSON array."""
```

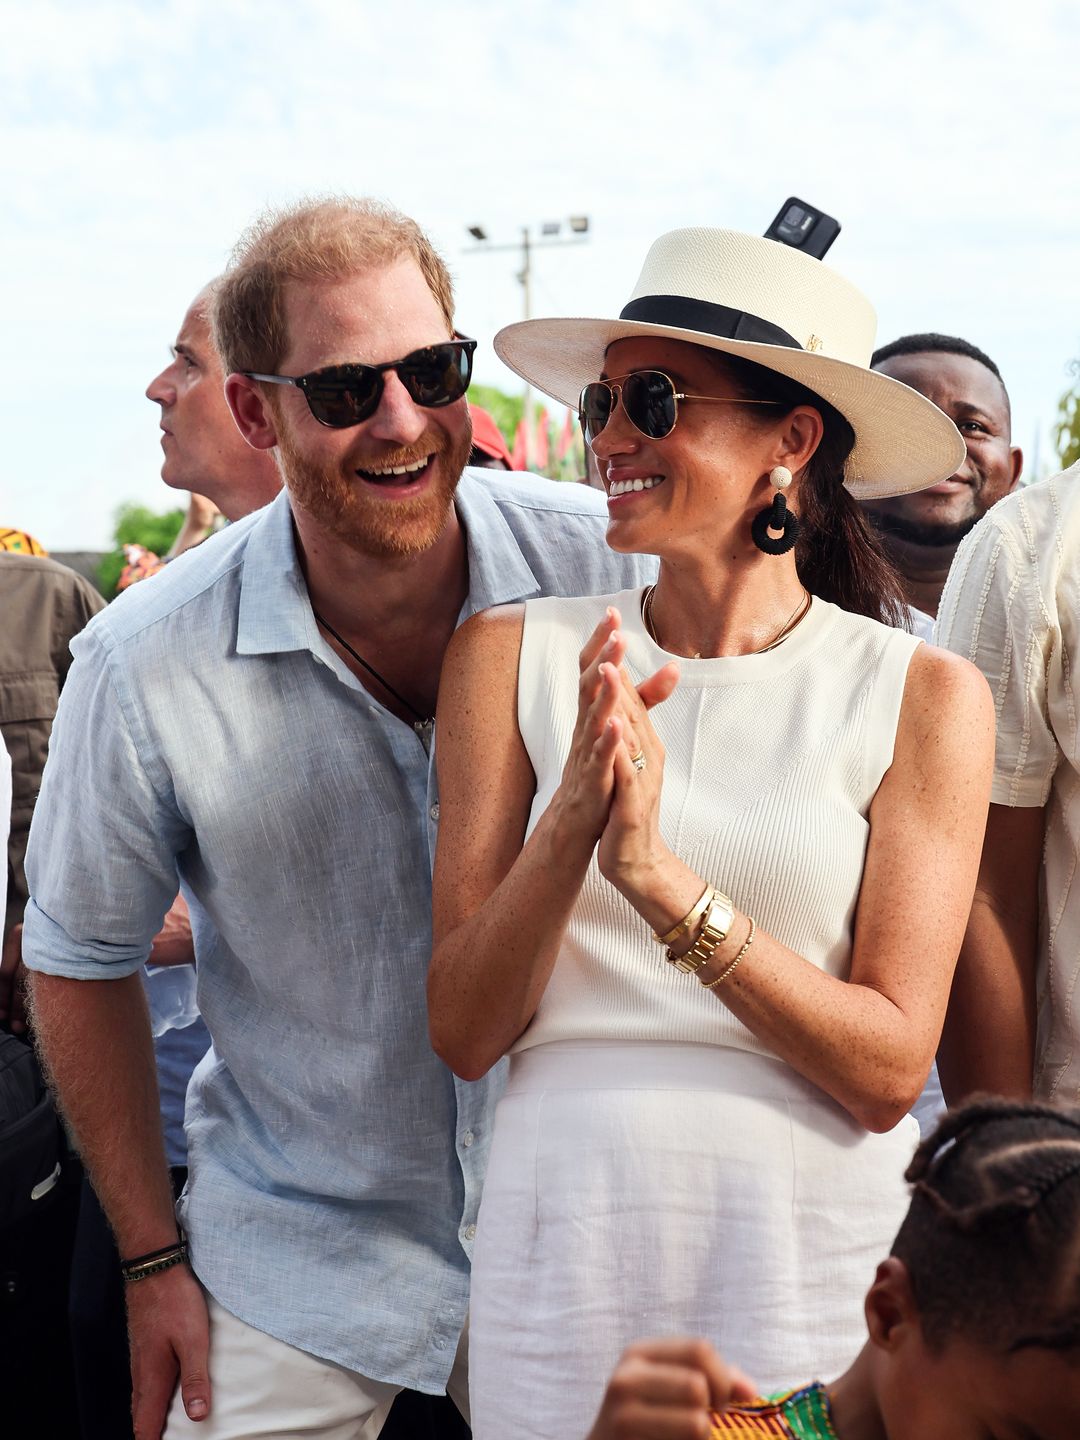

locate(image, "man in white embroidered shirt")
[[22, 197, 653, 1439], [935, 462, 1080, 1108]]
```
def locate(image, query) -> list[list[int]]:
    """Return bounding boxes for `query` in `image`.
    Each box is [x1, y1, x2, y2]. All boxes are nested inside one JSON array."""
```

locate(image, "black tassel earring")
[[751, 466, 800, 555]]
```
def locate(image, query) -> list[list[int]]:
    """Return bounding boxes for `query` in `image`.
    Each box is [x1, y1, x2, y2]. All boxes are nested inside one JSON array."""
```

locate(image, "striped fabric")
[[936, 465, 1080, 1102], [0, 527, 46, 555], [710, 1382, 838, 1437]]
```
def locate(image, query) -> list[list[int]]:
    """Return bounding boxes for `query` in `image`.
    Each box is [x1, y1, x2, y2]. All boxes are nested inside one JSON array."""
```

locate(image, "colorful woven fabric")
[[0, 527, 47, 555], [710, 1382, 838, 1438]]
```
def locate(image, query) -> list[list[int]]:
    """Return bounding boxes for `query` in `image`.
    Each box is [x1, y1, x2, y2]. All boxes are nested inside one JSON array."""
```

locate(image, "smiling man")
[[860, 333, 1022, 631], [22, 198, 653, 1439]]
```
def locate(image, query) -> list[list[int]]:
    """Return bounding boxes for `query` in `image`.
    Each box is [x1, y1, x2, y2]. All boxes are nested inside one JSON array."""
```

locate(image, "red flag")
[[533, 407, 550, 470], [511, 417, 528, 469], [556, 407, 575, 461]]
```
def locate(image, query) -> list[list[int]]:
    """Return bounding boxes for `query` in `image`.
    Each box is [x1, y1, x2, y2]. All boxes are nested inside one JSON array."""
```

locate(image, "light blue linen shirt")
[[23, 471, 654, 1390]]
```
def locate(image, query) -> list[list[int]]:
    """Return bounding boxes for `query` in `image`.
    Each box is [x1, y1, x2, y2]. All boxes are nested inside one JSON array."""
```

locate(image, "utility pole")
[[465, 217, 589, 468]]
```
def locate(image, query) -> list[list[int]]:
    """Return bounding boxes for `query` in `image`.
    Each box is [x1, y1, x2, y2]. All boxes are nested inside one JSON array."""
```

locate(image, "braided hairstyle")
[[891, 1097, 1080, 1353]]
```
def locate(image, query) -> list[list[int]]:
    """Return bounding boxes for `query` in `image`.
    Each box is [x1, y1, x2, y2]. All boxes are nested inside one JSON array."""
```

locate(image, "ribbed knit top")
[[512, 587, 922, 1056]]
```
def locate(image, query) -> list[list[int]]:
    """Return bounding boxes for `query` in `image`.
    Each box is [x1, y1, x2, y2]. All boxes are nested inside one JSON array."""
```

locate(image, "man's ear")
[[864, 1257, 921, 1351], [225, 374, 280, 452], [1007, 444, 1024, 491]]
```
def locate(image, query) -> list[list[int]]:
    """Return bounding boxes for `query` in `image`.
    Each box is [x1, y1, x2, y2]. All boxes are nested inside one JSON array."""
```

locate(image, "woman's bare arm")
[[428, 605, 650, 1078], [603, 644, 995, 1132]]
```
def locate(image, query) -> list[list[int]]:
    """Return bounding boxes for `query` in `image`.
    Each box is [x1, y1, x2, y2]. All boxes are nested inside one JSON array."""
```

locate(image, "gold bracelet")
[[652, 882, 713, 947], [667, 891, 735, 975], [701, 916, 756, 989]]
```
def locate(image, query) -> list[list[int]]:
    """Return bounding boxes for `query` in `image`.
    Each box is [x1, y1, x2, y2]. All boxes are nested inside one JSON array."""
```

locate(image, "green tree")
[[97, 502, 186, 599], [468, 382, 585, 481], [469, 383, 524, 448], [1056, 360, 1080, 471]]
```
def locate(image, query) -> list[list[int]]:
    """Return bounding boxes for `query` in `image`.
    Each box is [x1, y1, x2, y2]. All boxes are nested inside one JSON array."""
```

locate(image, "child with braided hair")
[[587, 1097, 1080, 1439]]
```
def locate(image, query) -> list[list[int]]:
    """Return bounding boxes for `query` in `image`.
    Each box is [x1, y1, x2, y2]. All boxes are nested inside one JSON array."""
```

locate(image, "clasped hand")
[[554, 607, 679, 888]]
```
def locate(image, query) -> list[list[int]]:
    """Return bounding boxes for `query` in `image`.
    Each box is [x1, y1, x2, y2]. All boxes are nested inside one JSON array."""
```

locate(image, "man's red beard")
[[276, 413, 472, 560]]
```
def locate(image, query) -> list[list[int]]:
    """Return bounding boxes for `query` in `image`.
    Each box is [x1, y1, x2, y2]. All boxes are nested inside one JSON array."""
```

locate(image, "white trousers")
[[165, 1295, 469, 1440]]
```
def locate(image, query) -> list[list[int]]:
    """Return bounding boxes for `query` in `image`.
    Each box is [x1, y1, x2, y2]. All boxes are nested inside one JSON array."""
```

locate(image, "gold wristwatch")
[[667, 891, 735, 974]]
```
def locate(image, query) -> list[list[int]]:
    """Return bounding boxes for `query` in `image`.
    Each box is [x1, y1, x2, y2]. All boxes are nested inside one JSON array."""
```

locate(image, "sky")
[[3, 0, 1079, 549]]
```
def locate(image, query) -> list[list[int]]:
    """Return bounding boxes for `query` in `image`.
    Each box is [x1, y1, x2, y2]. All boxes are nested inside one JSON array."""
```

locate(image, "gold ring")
[[630, 749, 647, 772]]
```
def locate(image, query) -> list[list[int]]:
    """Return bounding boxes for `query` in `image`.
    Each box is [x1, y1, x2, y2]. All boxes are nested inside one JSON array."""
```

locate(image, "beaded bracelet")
[[701, 916, 757, 990]]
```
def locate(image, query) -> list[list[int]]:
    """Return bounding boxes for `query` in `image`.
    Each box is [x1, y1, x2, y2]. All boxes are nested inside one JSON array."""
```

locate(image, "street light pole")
[[519, 227, 535, 465], [465, 217, 589, 471]]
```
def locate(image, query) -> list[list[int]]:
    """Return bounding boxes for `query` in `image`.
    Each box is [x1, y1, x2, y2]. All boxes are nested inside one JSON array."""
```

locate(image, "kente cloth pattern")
[[0, 527, 47, 555], [710, 1382, 838, 1438]]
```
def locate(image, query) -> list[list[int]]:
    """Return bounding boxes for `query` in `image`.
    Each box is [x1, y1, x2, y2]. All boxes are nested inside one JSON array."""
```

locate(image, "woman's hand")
[[585, 1338, 757, 1440], [595, 655, 678, 892], [553, 609, 679, 855]]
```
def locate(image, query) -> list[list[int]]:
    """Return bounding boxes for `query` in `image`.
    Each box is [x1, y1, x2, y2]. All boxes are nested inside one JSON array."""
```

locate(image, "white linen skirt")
[[468, 1040, 918, 1440]]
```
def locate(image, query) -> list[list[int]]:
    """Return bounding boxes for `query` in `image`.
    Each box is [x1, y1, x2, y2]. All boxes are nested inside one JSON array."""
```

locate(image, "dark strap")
[[619, 295, 800, 349]]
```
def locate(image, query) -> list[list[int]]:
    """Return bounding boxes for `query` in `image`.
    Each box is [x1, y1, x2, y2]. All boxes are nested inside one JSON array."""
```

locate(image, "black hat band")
[[619, 295, 800, 350]]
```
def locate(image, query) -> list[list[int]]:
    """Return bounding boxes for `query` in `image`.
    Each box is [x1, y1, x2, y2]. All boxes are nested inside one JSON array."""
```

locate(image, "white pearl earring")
[[770, 466, 792, 489]]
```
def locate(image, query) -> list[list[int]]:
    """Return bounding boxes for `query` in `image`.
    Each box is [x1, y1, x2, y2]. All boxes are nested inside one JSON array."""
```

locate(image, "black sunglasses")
[[578, 369, 781, 448], [244, 338, 477, 429]]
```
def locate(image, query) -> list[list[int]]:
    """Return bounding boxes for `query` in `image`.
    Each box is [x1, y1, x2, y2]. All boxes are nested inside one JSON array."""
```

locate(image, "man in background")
[[0, 545, 105, 1435], [67, 280, 283, 1440], [861, 333, 1022, 636]]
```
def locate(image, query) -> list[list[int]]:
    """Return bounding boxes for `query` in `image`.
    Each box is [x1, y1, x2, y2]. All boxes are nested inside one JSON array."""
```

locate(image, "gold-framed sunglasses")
[[578, 369, 781, 448]]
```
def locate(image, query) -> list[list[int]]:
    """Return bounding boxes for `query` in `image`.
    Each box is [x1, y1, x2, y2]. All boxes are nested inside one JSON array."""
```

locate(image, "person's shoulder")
[[811, 595, 919, 652], [91, 508, 263, 653], [967, 467, 1080, 555], [0, 550, 99, 595]]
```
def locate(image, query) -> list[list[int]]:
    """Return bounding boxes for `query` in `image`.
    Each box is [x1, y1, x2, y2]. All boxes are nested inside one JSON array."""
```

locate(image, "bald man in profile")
[[861, 333, 1022, 636]]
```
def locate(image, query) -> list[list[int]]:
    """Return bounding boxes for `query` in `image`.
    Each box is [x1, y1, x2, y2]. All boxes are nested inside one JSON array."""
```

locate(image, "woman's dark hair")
[[715, 351, 909, 628], [891, 1097, 1080, 1353]]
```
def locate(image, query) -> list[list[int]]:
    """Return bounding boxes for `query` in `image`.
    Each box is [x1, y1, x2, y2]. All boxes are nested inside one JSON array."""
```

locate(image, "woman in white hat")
[[426, 229, 994, 1439]]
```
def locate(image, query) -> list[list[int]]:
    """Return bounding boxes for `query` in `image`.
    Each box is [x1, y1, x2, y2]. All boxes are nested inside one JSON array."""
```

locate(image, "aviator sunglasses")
[[243, 338, 477, 429], [578, 369, 781, 448]]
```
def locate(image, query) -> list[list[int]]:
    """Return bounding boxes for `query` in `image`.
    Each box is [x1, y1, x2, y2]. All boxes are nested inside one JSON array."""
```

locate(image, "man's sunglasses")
[[578, 369, 781, 448], [243, 338, 477, 429]]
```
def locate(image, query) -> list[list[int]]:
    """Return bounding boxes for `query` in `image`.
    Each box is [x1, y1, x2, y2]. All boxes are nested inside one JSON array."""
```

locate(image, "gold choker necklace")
[[641, 585, 811, 659]]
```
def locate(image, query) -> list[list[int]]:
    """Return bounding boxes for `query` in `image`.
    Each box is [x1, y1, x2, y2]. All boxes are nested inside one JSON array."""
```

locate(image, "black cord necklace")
[[313, 609, 433, 732]]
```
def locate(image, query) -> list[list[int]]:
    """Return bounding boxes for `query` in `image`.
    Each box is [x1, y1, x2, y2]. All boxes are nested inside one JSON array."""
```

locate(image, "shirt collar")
[[455, 470, 541, 617], [236, 490, 321, 657], [236, 473, 543, 655]]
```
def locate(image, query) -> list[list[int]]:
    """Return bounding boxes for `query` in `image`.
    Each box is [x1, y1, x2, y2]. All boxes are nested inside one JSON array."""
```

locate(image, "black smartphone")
[[764, 198, 840, 259]]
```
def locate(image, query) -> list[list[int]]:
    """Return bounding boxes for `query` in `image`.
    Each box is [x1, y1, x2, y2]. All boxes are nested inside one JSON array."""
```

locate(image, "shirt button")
[[462, 1130, 474, 1148], [464, 1224, 477, 1241], [429, 803, 440, 822]]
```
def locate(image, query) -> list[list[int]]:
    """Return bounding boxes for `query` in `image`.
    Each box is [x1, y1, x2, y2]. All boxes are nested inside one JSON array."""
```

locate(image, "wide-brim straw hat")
[[494, 228, 965, 500]]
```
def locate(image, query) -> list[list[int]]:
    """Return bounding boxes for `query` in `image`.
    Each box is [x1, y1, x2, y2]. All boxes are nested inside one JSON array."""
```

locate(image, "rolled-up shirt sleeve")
[[936, 513, 1058, 809], [22, 626, 189, 979]]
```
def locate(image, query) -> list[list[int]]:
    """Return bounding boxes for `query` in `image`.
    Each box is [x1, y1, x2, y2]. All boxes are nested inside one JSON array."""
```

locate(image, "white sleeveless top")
[[512, 587, 922, 1057]]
